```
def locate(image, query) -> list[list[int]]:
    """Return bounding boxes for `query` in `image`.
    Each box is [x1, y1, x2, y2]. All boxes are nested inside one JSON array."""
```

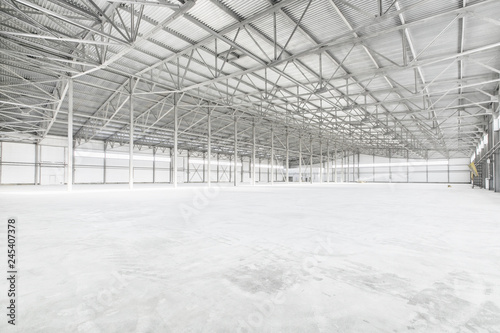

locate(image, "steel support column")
[[346, 151, 349, 183], [352, 153, 355, 182], [319, 140, 323, 183], [207, 107, 211, 187], [334, 147, 337, 183], [34, 143, 40, 185], [104, 144, 107, 184], [407, 154, 409, 183], [173, 93, 178, 188], [170, 149, 173, 183], [248, 159, 251, 181], [187, 150, 190, 183], [310, 137, 313, 184], [0, 143, 2, 185], [129, 77, 134, 190], [447, 158, 450, 183], [285, 128, 289, 183], [252, 120, 256, 185], [299, 136, 302, 183], [373, 154, 375, 182], [267, 158, 269, 182], [388, 149, 392, 183], [271, 126, 274, 185], [259, 157, 261, 182], [357, 152, 360, 181], [493, 119, 498, 191], [234, 116, 237, 187], [342, 151, 345, 182], [153, 148, 156, 183], [241, 157, 244, 182], [67, 78, 73, 191], [426, 152, 429, 183], [326, 141, 330, 183]]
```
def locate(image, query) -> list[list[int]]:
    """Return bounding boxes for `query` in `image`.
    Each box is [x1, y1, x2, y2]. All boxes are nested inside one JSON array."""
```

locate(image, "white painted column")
[[234, 115, 237, 187], [252, 120, 256, 186], [319, 140, 323, 183], [153, 148, 156, 184], [0, 143, 3, 185], [285, 128, 289, 183], [34, 143, 40, 185], [341, 151, 345, 182], [299, 136, 302, 183], [270, 126, 274, 185], [67, 78, 73, 191], [309, 137, 313, 184], [207, 107, 211, 187], [334, 147, 337, 183], [173, 93, 178, 188], [103, 144, 107, 184], [129, 77, 134, 190], [326, 141, 330, 183]]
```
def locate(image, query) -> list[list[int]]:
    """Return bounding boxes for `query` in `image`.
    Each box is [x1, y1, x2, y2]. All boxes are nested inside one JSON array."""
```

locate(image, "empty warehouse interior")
[[1, 0, 500, 332]]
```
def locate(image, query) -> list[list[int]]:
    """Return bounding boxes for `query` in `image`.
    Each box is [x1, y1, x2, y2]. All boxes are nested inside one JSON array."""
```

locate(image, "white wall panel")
[[134, 155, 153, 168], [391, 158, 408, 182], [74, 155, 104, 166], [39, 145, 66, 185], [154, 170, 170, 183], [2, 166, 35, 184], [106, 168, 128, 183], [41, 146, 64, 163], [374, 170, 390, 182], [154, 158, 170, 183], [427, 159, 448, 172], [40, 166, 65, 185], [450, 172, 469, 183], [428, 171, 448, 183], [359, 171, 374, 182], [106, 157, 129, 167], [2, 142, 35, 163], [135, 169, 153, 183], [1, 143, 35, 183], [208, 170, 217, 183], [409, 172, 427, 182], [75, 167, 103, 184]]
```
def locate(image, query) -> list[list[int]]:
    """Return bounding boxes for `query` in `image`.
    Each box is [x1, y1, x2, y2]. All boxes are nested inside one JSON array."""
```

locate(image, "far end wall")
[[289, 153, 470, 183]]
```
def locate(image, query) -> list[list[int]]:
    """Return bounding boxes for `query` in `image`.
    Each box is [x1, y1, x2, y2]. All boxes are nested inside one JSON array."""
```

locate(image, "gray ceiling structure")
[[1, 0, 500, 165]]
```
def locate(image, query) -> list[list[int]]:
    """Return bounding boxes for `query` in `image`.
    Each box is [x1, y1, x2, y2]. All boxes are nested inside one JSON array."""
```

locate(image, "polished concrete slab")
[[0, 183, 499, 332]]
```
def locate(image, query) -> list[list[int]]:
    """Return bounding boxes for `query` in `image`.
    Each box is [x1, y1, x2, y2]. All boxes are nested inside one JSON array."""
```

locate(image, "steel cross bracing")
[[1, 0, 500, 162], [127, 0, 494, 157]]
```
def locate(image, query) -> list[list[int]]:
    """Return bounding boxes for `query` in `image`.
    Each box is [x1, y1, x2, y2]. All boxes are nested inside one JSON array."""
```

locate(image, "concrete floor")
[[0, 183, 499, 332]]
